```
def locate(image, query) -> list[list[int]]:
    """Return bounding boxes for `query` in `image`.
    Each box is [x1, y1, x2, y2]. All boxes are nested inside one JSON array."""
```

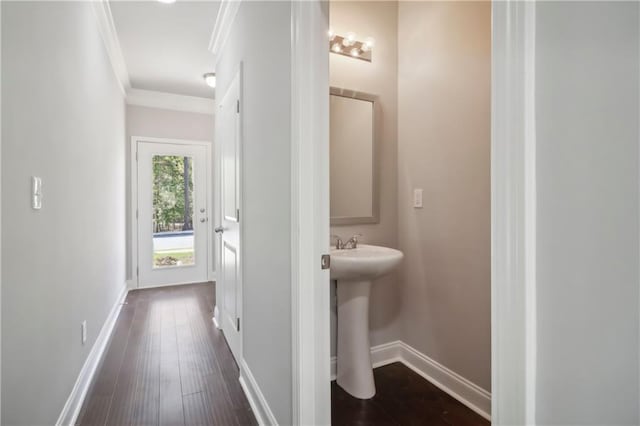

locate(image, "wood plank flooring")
[[332, 363, 490, 426], [79, 282, 486, 425], [77, 282, 256, 426]]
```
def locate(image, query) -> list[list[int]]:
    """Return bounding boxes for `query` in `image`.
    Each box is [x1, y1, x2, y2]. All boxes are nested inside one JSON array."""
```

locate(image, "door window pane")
[[152, 155, 195, 268]]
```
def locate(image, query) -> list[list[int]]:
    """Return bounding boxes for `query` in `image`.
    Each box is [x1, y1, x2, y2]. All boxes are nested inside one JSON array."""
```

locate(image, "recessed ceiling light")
[[157, 0, 176, 4], [203, 73, 216, 88]]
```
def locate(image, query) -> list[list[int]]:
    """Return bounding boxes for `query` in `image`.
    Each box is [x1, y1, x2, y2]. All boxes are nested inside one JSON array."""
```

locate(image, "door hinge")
[[321, 254, 331, 270], [236, 208, 240, 221], [135, 209, 138, 220], [136, 266, 139, 276], [236, 99, 240, 113], [136, 151, 138, 161], [236, 318, 240, 331]]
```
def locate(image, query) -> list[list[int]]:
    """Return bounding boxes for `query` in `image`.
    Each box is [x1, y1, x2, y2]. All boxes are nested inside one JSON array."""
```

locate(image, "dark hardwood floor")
[[78, 282, 486, 426], [77, 282, 256, 426], [332, 363, 490, 426]]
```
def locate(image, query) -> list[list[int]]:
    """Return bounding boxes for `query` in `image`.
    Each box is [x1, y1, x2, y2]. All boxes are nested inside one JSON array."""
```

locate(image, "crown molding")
[[91, 0, 131, 94], [209, 0, 242, 56], [126, 89, 215, 115]]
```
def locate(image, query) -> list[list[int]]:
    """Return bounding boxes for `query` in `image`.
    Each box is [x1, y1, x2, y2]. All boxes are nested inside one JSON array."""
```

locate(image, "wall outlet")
[[81, 320, 87, 345], [413, 188, 423, 208]]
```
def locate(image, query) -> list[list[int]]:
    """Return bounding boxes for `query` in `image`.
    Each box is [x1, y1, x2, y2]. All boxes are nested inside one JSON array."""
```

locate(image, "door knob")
[[200, 208, 206, 213], [200, 218, 208, 223], [214, 226, 224, 233]]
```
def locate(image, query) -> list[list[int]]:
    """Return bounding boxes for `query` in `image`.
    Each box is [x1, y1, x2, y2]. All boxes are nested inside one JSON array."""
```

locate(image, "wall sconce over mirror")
[[328, 29, 374, 62]]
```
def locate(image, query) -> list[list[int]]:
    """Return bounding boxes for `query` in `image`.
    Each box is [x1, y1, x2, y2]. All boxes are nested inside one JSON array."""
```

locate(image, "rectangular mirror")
[[330, 87, 379, 225]]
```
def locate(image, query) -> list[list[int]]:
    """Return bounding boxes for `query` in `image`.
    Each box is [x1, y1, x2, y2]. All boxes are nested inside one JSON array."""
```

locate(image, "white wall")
[[535, 2, 639, 424], [214, 2, 293, 424], [125, 104, 214, 280], [329, 1, 400, 356], [397, 1, 491, 392], [1, 2, 126, 424]]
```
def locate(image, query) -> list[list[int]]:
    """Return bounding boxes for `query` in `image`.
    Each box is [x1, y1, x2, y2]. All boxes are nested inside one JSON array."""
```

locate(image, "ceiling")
[[109, 0, 220, 99]]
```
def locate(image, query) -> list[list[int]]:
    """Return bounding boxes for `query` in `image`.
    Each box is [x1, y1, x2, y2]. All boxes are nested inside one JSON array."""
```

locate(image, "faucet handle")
[[331, 234, 344, 249], [344, 233, 363, 249]]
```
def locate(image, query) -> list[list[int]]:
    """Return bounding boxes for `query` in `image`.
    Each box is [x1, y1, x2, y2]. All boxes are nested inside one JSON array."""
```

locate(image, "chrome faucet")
[[332, 234, 362, 250], [344, 234, 362, 249], [331, 234, 345, 250]]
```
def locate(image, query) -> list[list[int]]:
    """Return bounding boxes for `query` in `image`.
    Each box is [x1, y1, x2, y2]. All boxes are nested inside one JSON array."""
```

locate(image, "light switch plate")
[[81, 320, 87, 345], [413, 188, 423, 208], [32, 176, 42, 210]]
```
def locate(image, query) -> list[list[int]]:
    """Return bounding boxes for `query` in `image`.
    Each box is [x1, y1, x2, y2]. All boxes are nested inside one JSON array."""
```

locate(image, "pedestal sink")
[[331, 244, 403, 399]]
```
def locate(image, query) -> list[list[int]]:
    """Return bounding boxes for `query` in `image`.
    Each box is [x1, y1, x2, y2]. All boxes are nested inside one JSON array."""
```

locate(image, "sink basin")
[[331, 244, 403, 399], [330, 244, 403, 281]]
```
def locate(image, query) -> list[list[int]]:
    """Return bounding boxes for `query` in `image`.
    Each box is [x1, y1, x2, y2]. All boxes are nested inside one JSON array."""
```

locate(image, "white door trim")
[[290, 2, 331, 425], [491, 1, 537, 424], [130, 136, 214, 288]]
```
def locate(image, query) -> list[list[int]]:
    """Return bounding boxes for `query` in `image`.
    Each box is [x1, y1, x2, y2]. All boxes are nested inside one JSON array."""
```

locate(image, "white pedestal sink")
[[330, 244, 403, 399]]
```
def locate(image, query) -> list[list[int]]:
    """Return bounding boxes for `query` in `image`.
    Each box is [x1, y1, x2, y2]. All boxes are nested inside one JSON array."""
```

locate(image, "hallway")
[[76, 283, 256, 426]]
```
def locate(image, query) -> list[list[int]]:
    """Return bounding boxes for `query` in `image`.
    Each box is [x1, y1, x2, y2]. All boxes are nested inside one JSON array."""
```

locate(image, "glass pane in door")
[[152, 155, 195, 268]]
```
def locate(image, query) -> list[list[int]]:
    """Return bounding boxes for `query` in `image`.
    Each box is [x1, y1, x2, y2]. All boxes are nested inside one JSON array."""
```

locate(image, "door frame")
[[290, 2, 331, 425], [130, 136, 214, 289], [293, 0, 537, 424]]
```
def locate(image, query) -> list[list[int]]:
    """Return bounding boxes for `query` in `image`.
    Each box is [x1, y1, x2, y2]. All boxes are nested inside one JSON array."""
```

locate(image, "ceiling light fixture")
[[203, 73, 216, 88], [157, 0, 176, 3]]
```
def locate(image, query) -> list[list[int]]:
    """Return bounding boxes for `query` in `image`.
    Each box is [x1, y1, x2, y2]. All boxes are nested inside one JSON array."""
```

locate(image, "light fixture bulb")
[[203, 72, 216, 88], [157, 0, 176, 4], [328, 28, 335, 41], [343, 32, 356, 47], [350, 48, 360, 57], [331, 43, 342, 53], [361, 37, 375, 52]]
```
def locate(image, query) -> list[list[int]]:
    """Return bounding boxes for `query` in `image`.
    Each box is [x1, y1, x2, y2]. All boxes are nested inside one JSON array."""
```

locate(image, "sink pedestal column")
[[336, 279, 375, 399]]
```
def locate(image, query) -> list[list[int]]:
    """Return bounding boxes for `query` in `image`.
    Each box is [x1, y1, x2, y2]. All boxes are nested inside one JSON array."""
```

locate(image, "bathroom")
[[328, 1, 491, 423]]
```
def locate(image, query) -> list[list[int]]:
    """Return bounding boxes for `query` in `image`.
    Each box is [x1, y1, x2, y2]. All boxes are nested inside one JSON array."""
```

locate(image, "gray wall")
[[1, 2, 126, 424], [397, 1, 492, 392], [125, 105, 214, 280], [329, 1, 400, 357], [535, 2, 639, 424], [214, 2, 293, 424]]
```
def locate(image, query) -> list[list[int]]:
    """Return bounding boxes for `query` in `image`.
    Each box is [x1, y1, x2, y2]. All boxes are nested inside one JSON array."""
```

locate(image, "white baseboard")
[[330, 340, 402, 381], [56, 283, 129, 426], [239, 359, 278, 426], [330, 340, 491, 421]]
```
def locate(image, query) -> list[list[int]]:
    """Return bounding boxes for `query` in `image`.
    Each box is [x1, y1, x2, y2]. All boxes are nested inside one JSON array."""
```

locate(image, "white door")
[[137, 140, 210, 287], [215, 73, 242, 361]]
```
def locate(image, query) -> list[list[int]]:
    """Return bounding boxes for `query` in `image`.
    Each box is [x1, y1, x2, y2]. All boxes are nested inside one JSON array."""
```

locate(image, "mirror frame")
[[330, 86, 380, 226]]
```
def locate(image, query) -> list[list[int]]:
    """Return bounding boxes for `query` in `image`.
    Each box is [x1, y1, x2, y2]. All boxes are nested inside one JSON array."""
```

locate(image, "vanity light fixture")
[[328, 30, 374, 62], [157, 0, 176, 4], [203, 72, 216, 88]]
